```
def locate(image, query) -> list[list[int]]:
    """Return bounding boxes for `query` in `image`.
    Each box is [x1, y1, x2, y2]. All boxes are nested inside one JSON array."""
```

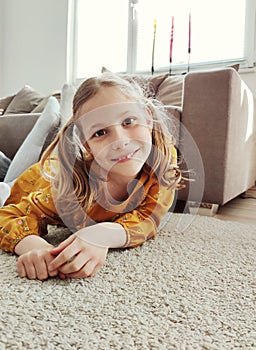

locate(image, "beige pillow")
[[31, 91, 61, 113], [228, 63, 240, 71], [31, 96, 50, 113], [101, 67, 168, 98], [156, 75, 184, 107], [4, 85, 44, 114], [123, 73, 169, 98], [0, 94, 16, 114]]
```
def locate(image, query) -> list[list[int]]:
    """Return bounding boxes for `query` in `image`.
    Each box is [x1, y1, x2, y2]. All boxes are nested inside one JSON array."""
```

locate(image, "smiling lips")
[[112, 149, 139, 163]]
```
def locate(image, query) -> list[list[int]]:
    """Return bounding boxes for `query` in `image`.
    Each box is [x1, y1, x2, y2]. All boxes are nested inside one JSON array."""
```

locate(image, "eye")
[[93, 129, 107, 138], [122, 117, 136, 126]]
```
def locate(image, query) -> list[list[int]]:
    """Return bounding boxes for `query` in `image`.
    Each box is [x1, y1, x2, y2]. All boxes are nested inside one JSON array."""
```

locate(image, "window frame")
[[68, 0, 256, 84]]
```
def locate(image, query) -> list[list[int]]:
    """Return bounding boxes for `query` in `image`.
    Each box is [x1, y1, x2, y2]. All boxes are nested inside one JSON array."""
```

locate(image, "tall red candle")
[[151, 19, 157, 75], [169, 16, 174, 63], [187, 12, 191, 73], [188, 12, 191, 54]]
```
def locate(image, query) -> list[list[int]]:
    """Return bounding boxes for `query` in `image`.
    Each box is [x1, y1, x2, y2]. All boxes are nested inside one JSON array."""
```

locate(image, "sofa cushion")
[[4, 97, 60, 183], [4, 85, 44, 114], [31, 91, 61, 113], [164, 105, 182, 145], [156, 75, 184, 107], [0, 113, 41, 159], [121, 73, 169, 98], [0, 94, 16, 114], [101, 67, 168, 98]]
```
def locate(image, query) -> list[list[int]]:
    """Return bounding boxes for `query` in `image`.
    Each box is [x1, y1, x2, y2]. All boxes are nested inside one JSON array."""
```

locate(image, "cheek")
[[136, 127, 152, 144], [88, 141, 110, 160]]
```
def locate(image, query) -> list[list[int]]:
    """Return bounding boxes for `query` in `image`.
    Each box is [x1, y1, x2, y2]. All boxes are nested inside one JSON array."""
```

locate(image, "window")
[[73, 0, 128, 79], [70, 0, 256, 83]]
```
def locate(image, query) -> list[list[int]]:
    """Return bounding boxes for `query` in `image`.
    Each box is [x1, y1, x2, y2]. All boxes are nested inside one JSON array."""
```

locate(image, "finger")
[[17, 259, 26, 278], [44, 254, 58, 277], [50, 234, 76, 256], [34, 258, 49, 281], [58, 253, 90, 274], [48, 243, 80, 272], [24, 262, 37, 280], [91, 262, 103, 277], [65, 260, 97, 279]]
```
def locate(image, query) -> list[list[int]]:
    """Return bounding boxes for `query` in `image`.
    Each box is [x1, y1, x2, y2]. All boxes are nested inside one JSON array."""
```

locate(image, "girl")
[[0, 72, 181, 280]]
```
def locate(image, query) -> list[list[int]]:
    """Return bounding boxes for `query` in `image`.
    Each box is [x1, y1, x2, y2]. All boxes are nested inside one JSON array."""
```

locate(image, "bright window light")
[[76, 0, 128, 78], [73, 0, 251, 81]]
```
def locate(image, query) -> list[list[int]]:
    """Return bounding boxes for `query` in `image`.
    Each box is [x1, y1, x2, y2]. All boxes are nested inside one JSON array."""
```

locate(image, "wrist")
[[75, 222, 127, 249], [14, 235, 53, 256]]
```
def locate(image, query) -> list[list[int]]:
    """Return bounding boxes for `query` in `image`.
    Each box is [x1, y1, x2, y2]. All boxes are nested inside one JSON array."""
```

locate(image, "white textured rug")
[[0, 214, 255, 350]]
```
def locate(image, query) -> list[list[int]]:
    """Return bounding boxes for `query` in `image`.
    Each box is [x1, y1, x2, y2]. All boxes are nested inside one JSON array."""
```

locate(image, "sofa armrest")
[[0, 113, 41, 159], [180, 68, 256, 205]]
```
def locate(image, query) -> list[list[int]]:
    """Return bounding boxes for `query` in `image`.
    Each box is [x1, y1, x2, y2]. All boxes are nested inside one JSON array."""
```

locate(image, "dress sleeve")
[[0, 163, 62, 253], [115, 180, 175, 248], [115, 145, 178, 248]]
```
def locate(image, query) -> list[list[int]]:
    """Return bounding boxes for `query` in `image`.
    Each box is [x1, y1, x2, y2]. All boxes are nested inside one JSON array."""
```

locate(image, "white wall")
[[0, 0, 4, 87], [0, 0, 69, 96], [1, 0, 256, 102]]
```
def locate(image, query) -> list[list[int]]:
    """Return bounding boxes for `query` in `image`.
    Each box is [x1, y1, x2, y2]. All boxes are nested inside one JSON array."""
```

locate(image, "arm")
[[115, 180, 175, 248], [1, 200, 61, 280], [15, 236, 59, 280], [0, 162, 62, 253], [48, 148, 178, 278], [116, 144, 177, 248], [47, 182, 175, 279], [0, 188, 61, 253], [0, 163, 63, 280], [77, 180, 175, 249]]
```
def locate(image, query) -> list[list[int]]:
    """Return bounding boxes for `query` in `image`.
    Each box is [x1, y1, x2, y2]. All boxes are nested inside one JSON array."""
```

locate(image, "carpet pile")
[[0, 213, 255, 349]]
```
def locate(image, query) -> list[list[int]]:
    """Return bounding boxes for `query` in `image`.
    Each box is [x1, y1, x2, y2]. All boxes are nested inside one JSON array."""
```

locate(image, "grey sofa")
[[0, 68, 255, 210], [0, 113, 41, 160], [180, 68, 256, 207]]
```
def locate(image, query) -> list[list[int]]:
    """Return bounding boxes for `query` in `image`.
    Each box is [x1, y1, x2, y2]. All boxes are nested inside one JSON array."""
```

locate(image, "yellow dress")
[[0, 149, 177, 253]]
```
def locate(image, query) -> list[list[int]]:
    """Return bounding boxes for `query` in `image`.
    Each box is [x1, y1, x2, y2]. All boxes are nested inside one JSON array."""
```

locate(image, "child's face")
[[76, 87, 153, 180]]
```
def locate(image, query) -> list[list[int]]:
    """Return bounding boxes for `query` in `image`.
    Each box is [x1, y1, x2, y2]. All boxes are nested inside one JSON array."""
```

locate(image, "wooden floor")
[[214, 186, 256, 224]]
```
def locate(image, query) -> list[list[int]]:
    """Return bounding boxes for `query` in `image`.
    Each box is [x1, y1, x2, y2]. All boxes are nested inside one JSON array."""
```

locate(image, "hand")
[[48, 234, 108, 279], [17, 246, 60, 281]]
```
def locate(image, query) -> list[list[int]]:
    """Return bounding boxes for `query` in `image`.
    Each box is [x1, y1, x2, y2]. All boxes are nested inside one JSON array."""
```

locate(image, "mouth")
[[112, 149, 139, 163]]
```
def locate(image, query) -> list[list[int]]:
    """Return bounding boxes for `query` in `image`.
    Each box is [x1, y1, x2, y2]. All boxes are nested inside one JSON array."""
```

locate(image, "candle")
[[170, 16, 174, 63], [169, 16, 174, 75], [188, 12, 191, 72], [151, 19, 157, 75], [188, 12, 191, 54]]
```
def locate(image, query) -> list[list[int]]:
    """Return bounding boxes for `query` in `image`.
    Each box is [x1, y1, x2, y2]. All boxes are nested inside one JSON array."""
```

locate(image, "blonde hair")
[[41, 72, 181, 226]]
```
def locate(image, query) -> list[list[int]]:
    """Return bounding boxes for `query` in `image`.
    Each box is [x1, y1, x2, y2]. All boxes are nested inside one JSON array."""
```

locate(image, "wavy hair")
[[40, 72, 182, 227]]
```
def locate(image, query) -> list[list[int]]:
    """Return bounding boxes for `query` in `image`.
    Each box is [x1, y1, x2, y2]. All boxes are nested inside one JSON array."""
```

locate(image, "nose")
[[110, 126, 130, 150]]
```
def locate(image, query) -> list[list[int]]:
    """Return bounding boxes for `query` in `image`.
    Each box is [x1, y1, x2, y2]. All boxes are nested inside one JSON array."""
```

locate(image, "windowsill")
[[131, 60, 255, 77], [75, 62, 256, 85]]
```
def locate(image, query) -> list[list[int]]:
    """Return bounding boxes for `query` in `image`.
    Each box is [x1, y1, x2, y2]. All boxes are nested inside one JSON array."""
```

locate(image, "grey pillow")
[[0, 94, 16, 114], [4, 85, 44, 114]]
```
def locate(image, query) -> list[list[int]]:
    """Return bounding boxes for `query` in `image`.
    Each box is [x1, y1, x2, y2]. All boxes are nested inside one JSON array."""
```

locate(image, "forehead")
[[78, 86, 132, 115]]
